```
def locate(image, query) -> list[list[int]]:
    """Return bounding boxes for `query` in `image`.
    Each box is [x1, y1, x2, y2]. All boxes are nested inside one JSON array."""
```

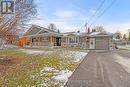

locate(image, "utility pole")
[[87, 27, 90, 34], [85, 23, 90, 34], [85, 23, 89, 33]]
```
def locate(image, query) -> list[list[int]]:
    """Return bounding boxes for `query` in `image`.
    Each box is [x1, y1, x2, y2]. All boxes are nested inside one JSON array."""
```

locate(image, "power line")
[[89, 0, 117, 27], [87, 0, 106, 25], [84, 0, 106, 32]]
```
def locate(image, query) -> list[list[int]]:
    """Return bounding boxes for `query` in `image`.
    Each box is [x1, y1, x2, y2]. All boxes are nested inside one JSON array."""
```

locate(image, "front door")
[[89, 38, 95, 49], [56, 37, 61, 46]]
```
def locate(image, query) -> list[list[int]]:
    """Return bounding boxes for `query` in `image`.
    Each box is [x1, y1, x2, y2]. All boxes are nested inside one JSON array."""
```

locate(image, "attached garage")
[[95, 37, 109, 50], [89, 32, 112, 50]]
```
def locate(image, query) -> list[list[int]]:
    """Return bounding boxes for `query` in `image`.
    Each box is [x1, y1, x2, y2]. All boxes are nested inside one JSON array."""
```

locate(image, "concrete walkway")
[[65, 50, 130, 87]]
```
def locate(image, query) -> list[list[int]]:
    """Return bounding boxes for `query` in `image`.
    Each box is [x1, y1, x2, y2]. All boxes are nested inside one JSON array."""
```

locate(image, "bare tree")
[[48, 23, 57, 31], [92, 26, 106, 32], [0, 0, 37, 47]]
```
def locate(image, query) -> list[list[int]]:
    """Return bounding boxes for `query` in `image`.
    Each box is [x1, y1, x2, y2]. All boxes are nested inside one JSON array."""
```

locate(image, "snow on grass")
[[117, 45, 130, 50], [19, 49, 54, 55], [38, 67, 73, 87], [40, 67, 73, 87], [20, 49, 88, 86], [19, 49, 88, 62], [53, 70, 72, 82], [52, 70, 72, 87], [0, 45, 19, 49], [59, 51, 88, 62], [40, 67, 59, 73], [115, 54, 130, 73]]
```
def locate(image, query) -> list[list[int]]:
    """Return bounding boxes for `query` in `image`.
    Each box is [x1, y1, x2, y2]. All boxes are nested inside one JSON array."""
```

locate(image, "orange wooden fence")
[[16, 37, 29, 47]]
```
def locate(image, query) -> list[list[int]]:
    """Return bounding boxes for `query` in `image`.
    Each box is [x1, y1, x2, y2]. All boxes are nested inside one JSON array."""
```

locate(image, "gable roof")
[[24, 25, 58, 36]]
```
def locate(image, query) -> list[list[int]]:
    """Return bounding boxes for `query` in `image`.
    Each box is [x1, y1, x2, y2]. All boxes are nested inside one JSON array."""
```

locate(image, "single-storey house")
[[20, 25, 113, 50]]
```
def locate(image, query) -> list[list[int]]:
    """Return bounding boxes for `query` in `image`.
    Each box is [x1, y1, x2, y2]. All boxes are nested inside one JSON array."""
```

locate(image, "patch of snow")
[[115, 54, 130, 73], [52, 70, 73, 86], [89, 32, 101, 36], [0, 45, 19, 49], [40, 82, 47, 87], [113, 39, 121, 41], [40, 67, 59, 73], [19, 49, 54, 55], [60, 51, 88, 62], [70, 51, 88, 62], [39, 67, 73, 87], [5, 45, 19, 48], [117, 45, 130, 50], [42, 67, 55, 72], [53, 70, 72, 81]]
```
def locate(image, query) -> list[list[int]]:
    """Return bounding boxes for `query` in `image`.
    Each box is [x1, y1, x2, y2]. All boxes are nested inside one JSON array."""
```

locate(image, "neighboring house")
[[112, 32, 129, 45], [22, 25, 113, 50]]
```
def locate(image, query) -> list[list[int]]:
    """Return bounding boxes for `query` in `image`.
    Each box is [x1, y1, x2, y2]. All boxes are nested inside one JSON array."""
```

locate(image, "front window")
[[69, 37, 76, 43]]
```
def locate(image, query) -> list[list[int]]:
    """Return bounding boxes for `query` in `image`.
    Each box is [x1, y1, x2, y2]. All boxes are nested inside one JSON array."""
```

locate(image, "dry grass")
[[0, 48, 78, 87]]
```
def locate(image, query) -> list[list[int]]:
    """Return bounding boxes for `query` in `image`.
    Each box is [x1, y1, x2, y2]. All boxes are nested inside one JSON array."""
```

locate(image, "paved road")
[[65, 50, 130, 87]]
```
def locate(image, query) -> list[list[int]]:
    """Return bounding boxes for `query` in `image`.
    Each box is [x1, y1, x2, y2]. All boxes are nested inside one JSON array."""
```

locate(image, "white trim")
[[36, 29, 49, 35]]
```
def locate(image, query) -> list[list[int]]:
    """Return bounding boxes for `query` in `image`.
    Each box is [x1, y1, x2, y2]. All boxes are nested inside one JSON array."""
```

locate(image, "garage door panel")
[[95, 38, 109, 50]]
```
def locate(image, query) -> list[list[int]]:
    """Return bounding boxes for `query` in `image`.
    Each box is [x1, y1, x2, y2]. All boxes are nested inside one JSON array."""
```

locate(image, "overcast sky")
[[32, 0, 130, 34]]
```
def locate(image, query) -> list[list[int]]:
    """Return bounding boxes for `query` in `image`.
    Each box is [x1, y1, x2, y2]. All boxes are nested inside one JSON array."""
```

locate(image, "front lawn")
[[0, 48, 83, 87]]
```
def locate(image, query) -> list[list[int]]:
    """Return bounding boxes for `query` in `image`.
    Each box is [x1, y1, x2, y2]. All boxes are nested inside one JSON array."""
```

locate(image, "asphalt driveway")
[[65, 50, 130, 87]]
